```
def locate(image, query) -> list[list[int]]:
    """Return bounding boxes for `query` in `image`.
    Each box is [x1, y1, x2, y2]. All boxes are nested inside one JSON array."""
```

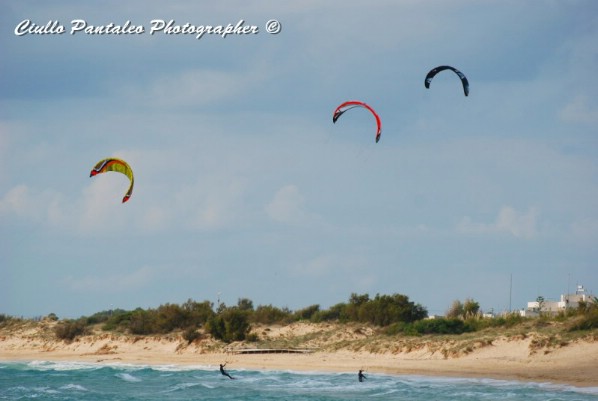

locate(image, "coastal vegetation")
[[1, 293, 597, 346]]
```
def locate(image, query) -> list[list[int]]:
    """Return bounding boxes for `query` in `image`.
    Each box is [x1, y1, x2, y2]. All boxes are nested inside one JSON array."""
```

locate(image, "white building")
[[520, 285, 595, 317]]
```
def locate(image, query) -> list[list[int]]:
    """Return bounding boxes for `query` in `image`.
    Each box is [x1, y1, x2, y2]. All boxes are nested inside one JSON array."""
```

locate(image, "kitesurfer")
[[358, 369, 366, 382], [220, 363, 235, 380]]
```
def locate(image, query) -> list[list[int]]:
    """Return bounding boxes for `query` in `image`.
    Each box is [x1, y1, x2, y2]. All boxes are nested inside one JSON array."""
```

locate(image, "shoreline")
[[1, 353, 597, 390], [1, 322, 597, 388], [2, 343, 597, 388]]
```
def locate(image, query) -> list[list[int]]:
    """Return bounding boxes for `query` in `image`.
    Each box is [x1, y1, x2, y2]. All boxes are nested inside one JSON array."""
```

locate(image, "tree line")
[[52, 293, 427, 342], [28, 292, 597, 343]]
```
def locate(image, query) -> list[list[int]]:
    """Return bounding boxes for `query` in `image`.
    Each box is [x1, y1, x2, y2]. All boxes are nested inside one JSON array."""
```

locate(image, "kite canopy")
[[89, 157, 134, 203], [332, 100, 382, 143], [424, 65, 469, 96]]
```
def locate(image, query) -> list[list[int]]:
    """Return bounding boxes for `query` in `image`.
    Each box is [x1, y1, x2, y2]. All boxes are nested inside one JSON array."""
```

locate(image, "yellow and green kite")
[[89, 157, 134, 203]]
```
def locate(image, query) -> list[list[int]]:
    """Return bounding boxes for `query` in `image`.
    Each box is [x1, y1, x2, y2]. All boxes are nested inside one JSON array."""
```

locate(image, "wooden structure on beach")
[[227, 348, 316, 355]]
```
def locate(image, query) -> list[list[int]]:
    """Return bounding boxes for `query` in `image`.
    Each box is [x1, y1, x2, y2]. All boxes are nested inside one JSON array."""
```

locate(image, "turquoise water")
[[1, 361, 597, 400]]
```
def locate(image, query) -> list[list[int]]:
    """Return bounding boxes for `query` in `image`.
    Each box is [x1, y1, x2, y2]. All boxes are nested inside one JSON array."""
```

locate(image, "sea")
[[1, 361, 597, 401]]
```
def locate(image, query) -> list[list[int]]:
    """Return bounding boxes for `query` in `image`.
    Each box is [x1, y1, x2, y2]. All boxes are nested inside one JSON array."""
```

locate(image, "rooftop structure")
[[520, 285, 595, 317]]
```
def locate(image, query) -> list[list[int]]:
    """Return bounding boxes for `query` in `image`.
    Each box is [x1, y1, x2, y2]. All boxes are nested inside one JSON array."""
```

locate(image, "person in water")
[[220, 363, 235, 380], [358, 369, 366, 382]]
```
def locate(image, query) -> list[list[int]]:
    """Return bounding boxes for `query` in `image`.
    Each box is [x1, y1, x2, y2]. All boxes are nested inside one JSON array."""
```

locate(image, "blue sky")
[[1, 1, 597, 318]]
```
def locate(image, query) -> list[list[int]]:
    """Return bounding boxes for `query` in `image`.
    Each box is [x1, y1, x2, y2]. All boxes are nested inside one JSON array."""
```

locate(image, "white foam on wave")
[[12, 361, 598, 396], [116, 372, 142, 382], [150, 363, 216, 372], [370, 388, 399, 397], [60, 383, 88, 391], [20, 359, 214, 373], [534, 381, 598, 396], [161, 381, 202, 393], [33, 386, 60, 394], [27, 360, 101, 371], [395, 374, 598, 396]]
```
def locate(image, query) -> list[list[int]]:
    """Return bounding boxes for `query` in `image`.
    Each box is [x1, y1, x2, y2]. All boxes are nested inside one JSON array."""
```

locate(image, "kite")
[[332, 101, 382, 143], [89, 157, 135, 203], [424, 65, 469, 96]]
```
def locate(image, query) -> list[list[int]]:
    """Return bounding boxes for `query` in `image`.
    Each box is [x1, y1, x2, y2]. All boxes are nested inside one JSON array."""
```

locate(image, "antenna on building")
[[509, 273, 512, 313], [566, 273, 570, 311], [567, 273, 570, 296]]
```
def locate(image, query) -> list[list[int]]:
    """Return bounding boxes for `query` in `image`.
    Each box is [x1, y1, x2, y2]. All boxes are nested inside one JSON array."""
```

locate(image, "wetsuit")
[[358, 370, 366, 382], [220, 364, 235, 380]]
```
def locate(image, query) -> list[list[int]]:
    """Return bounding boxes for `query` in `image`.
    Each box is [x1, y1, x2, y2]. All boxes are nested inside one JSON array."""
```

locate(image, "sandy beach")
[[1, 321, 597, 387]]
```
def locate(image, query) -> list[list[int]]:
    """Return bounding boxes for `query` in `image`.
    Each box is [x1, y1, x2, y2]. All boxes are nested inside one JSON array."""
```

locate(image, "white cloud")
[[0, 173, 136, 235], [292, 254, 337, 278], [134, 68, 266, 109], [173, 177, 248, 230], [0, 170, 248, 235], [289, 252, 377, 294], [78, 176, 131, 233], [140, 205, 171, 231], [569, 218, 598, 243], [265, 184, 314, 225], [560, 95, 598, 124], [0, 185, 68, 224], [495, 207, 538, 239], [0, 185, 30, 217], [457, 206, 539, 239]]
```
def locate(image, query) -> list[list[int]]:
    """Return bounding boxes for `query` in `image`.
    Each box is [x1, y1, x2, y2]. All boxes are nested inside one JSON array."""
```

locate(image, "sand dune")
[[1, 321, 596, 387]]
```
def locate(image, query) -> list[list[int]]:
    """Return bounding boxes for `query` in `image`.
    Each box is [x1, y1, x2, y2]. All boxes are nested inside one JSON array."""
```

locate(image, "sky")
[[1, 1, 597, 319]]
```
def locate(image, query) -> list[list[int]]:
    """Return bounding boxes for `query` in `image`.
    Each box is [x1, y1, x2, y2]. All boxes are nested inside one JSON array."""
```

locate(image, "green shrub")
[[251, 305, 292, 324], [568, 309, 598, 331], [46, 313, 59, 321], [327, 293, 427, 326], [99, 300, 215, 334], [154, 303, 187, 333], [54, 319, 88, 341], [385, 318, 474, 336], [128, 309, 158, 335], [102, 310, 135, 331], [494, 313, 525, 328], [313, 303, 349, 322], [236, 298, 254, 311], [293, 304, 320, 321], [207, 307, 251, 343], [414, 318, 471, 334], [182, 327, 202, 343], [86, 309, 126, 325], [182, 299, 215, 326], [384, 322, 413, 336]]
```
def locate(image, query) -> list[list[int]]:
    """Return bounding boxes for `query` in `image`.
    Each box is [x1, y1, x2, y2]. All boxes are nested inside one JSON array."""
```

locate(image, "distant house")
[[520, 285, 595, 317], [425, 314, 443, 320]]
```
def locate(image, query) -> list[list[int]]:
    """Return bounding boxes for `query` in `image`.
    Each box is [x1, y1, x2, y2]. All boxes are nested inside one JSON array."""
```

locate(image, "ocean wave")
[[15, 360, 214, 373], [161, 381, 203, 393], [27, 360, 103, 371], [34, 386, 60, 395], [3, 361, 597, 397], [115, 372, 142, 382], [60, 383, 88, 391]]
